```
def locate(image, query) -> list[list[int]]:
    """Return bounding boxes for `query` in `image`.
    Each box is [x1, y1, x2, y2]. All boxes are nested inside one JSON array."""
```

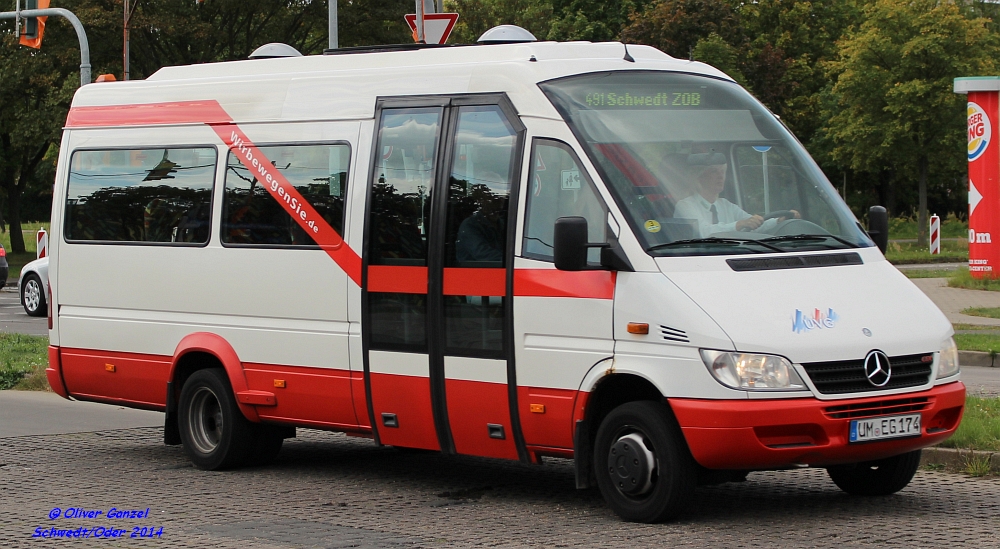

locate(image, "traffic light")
[[19, 0, 50, 49]]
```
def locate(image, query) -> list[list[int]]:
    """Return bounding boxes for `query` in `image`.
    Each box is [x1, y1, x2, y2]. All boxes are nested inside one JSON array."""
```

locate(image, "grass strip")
[[939, 397, 1000, 452], [961, 307, 1000, 319], [902, 269, 957, 279], [948, 268, 1000, 292], [0, 333, 50, 390], [954, 333, 1000, 353]]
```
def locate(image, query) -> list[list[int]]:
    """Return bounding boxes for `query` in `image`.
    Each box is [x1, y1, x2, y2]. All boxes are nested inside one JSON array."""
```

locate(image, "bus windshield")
[[539, 71, 873, 257]]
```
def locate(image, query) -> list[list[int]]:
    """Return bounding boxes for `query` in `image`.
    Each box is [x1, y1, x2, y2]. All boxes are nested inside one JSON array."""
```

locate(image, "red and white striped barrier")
[[37, 228, 47, 259], [929, 214, 940, 255]]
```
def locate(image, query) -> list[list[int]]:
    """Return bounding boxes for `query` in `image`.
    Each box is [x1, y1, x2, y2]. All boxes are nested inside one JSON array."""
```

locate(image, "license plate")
[[849, 414, 922, 443]]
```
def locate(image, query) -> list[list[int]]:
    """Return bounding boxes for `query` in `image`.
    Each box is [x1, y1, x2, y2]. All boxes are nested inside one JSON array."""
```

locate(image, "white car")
[[19, 256, 48, 317]]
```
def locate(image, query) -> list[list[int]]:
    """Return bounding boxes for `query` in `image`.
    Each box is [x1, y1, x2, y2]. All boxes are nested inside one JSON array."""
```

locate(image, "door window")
[[367, 107, 443, 351], [443, 105, 517, 355], [522, 140, 607, 263]]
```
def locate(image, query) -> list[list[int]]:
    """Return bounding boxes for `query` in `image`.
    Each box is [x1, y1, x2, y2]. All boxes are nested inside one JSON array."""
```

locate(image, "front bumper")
[[669, 381, 965, 470]]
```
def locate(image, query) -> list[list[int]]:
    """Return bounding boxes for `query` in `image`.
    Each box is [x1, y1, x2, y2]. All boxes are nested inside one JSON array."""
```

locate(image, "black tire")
[[21, 274, 47, 317], [245, 425, 284, 467], [827, 450, 922, 496], [177, 368, 255, 470], [593, 401, 697, 523]]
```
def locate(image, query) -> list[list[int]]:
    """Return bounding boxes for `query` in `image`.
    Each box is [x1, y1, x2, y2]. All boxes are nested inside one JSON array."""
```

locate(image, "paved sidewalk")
[[909, 277, 1000, 326]]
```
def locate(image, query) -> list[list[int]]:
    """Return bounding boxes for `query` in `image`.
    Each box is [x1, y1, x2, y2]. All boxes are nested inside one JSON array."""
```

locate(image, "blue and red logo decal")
[[792, 308, 839, 334]]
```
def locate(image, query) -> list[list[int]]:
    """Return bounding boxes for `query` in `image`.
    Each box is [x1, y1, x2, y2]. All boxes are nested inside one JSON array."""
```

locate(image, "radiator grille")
[[801, 353, 933, 395]]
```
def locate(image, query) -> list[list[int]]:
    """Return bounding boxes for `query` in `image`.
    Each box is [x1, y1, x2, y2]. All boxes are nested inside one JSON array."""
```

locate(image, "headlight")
[[937, 337, 960, 379], [700, 350, 807, 390]]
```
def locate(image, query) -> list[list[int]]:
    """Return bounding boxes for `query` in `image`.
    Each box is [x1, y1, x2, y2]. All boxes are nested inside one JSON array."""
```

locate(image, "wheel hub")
[[187, 387, 223, 455], [607, 432, 656, 496]]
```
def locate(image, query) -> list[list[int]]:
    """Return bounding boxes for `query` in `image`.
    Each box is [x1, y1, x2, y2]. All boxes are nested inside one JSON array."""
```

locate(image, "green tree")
[[444, 0, 553, 44], [548, 0, 655, 41], [0, 0, 121, 253], [620, 0, 742, 60], [822, 0, 996, 246]]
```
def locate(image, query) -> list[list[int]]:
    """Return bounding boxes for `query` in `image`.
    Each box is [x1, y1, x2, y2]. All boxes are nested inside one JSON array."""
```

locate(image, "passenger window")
[[222, 143, 349, 246], [522, 140, 607, 263], [64, 147, 216, 244]]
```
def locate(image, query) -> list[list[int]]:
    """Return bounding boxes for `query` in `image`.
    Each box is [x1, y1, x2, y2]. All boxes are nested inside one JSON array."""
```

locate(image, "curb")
[[921, 447, 1000, 475], [960, 350, 997, 367]]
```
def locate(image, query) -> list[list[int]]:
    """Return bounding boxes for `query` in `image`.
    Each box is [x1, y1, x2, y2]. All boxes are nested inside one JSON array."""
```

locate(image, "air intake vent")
[[660, 325, 689, 343], [727, 252, 863, 272]]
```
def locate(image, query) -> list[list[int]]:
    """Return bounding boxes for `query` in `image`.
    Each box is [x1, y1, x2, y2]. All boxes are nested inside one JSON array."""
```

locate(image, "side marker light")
[[627, 323, 649, 335], [529, 404, 545, 414], [274, 379, 286, 388], [105, 364, 115, 373]]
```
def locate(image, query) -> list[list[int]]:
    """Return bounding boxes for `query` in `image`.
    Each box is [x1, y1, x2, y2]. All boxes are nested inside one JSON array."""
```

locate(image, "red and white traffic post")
[[955, 77, 1000, 278], [37, 228, 47, 259], [929, 214, 940, 255]]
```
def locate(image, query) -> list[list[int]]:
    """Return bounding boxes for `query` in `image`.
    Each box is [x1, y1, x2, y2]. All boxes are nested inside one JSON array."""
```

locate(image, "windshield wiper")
[[647, 237, 785, 254], [759, 234, 859, 248]]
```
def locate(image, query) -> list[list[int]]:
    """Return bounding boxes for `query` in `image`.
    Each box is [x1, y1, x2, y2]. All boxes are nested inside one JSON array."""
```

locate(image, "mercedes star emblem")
[[864, 350, 891, 387]]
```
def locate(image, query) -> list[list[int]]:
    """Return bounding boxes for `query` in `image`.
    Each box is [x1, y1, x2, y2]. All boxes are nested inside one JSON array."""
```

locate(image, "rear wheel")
[[827, 450, 922, 496], [21, 274, 46, 317], [178, 369, 255, 470], [593, 401, 696, 522]]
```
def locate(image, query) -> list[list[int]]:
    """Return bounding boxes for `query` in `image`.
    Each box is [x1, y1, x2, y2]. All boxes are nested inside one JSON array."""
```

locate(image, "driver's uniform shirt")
[[673, 194, 778, 238]]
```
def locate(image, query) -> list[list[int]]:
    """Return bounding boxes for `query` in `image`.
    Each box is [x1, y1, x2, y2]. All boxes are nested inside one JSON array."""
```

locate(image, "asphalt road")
[[0, 286, 47, 336], [0, 390, 162, 438]]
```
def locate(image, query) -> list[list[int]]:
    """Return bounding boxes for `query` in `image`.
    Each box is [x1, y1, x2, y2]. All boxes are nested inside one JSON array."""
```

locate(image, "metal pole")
[[0, 8, 92, 86], [328, 0, 337, 49], [123, 0, 129, 81], [414, 0, 424, 43]]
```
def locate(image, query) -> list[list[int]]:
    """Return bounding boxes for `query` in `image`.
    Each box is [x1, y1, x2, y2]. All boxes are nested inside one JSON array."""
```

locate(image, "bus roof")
[[69, 41, 731, 125]]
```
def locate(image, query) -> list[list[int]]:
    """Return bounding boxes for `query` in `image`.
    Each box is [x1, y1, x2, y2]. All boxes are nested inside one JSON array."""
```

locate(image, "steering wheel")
[[762, 210, 797, 221]]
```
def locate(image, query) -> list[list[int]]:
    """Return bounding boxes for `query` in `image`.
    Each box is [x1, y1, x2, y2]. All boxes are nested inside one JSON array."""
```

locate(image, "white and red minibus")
[[45, 31, 965, 522]]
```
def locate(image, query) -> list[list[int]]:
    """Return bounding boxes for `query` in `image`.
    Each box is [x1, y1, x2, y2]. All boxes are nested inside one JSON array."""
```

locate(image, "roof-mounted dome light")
[[248, 43, 303, 60], [477, 25, 537, 44]]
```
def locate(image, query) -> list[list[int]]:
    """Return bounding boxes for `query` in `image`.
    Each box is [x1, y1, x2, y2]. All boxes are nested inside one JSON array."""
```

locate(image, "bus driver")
[[673, 151, 798, 238]]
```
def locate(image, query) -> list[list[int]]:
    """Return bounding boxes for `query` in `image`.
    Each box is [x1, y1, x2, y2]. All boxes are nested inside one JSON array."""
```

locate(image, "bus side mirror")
[[554, 216, 590, 271], [867, 205, 889, 254]]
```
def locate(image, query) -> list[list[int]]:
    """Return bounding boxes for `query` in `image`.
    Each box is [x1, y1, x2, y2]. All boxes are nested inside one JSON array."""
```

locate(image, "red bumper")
[[669, 382, 966, 470], [46, 345, 70, 399]]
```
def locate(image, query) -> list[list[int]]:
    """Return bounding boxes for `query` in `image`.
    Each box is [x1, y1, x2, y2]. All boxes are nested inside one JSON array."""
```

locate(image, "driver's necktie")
[[709, 204, 718, 224]]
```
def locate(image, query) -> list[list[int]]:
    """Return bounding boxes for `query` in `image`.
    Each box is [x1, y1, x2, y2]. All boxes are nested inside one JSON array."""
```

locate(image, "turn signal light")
[[105, 364, 115, 372], [529, 404, 545, 414], [273, 379, 286, 388], [627, 323, 649, 335]]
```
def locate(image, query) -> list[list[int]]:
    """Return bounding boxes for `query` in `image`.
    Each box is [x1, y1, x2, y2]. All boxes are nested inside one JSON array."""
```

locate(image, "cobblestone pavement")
[[2, 427, 999, 548]]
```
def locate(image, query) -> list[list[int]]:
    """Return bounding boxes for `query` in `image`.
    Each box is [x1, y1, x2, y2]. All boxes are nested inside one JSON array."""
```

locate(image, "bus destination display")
[[583, 90, 702, 109]]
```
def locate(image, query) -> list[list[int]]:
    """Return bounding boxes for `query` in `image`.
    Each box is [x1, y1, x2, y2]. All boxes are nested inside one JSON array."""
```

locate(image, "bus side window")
[[65, 147, 216, 244], [522, 139, 607, 264], [221, 143, 350, 246]]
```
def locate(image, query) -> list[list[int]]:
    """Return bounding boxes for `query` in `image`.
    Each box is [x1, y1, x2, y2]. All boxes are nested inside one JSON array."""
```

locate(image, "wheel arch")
[[573, 361, 676, 489], [168, 333, 257, 423]]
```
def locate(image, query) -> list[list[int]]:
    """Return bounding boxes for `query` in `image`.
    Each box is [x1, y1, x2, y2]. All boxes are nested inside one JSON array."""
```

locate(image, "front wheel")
[[827, 450, 922, 496], [21, 274, 46, 317], [593, 401, 697, 523]]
